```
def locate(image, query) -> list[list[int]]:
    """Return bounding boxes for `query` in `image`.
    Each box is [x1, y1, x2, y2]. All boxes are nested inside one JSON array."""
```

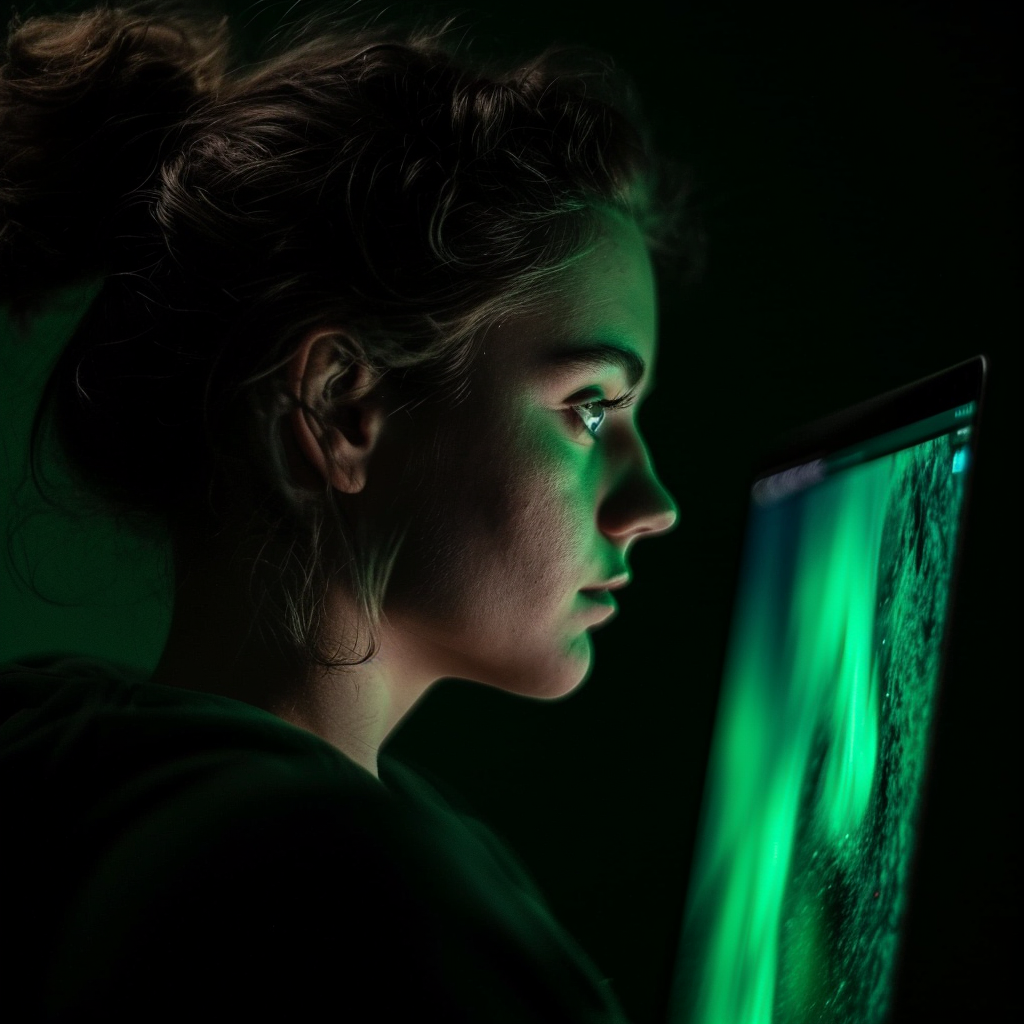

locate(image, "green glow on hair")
[[672, 432, 966, 1024]]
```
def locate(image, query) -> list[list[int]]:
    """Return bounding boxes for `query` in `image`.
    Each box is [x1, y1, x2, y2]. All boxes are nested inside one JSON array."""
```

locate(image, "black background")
[[1, 1, 1018, 1020]]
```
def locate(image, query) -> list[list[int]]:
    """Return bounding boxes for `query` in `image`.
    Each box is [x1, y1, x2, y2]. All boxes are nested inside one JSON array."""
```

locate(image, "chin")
[[479, 634, 595, 702]]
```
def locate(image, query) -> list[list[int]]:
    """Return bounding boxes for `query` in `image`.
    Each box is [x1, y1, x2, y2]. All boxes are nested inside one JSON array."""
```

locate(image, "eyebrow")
[[540, 342, 649, 391]]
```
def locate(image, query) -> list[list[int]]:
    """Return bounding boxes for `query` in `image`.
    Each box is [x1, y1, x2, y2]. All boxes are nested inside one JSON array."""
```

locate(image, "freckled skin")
[[374, 210, 679, 699]]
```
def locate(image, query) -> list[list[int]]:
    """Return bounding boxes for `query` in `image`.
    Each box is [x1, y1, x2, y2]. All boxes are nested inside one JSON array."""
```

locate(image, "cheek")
[[386, 403, 599, 620], [466, 420, 599, 595]]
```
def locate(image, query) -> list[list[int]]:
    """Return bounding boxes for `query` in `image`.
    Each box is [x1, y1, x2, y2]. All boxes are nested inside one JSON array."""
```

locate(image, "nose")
[[598, 436, 678, 546]]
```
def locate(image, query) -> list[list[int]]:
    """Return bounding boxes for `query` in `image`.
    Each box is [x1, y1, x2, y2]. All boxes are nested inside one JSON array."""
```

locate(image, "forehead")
[[480, 211, 658, 391]]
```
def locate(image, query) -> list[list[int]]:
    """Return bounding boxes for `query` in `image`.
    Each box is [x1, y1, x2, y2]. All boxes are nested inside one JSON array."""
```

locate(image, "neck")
[[149, 554, 436, 781]]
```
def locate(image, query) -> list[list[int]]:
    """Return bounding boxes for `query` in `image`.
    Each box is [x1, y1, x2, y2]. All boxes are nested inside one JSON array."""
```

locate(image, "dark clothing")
[[1, 656, 631, 1023]]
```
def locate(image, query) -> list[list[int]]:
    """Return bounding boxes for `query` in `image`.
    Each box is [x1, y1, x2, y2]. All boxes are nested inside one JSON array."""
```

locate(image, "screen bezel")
[[755, 356, 987, 479]]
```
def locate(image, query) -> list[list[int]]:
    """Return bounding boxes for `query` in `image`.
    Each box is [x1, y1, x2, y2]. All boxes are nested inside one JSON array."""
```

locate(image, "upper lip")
[[581, 574, 631, 592]]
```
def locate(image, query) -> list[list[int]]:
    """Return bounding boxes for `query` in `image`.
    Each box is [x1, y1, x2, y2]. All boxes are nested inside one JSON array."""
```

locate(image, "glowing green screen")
[[672, 427, 969, 1024]]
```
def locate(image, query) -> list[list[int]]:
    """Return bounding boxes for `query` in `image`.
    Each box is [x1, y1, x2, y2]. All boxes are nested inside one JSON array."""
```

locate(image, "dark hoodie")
[[1, 655, 632, 1023]]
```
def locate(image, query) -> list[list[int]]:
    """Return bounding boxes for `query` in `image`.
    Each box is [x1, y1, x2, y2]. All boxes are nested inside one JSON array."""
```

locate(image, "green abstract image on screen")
[[672, 430, 968, 1024]]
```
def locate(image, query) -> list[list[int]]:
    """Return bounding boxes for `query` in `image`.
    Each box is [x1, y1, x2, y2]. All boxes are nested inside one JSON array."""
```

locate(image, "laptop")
[[667, 356, 987, 1024]]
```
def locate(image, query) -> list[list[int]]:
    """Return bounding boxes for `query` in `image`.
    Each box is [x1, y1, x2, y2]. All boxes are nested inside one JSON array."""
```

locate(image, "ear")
[[287, 330, 385, 495]]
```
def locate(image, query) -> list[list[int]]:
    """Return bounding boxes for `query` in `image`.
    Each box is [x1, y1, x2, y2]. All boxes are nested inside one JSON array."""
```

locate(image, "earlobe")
[[287, 330, 384, 495]]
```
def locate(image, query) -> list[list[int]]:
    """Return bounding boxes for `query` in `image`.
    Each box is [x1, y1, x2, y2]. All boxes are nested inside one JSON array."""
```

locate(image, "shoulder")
[[3, 660, 455, 1020], [47, 787, 465, 1022], [1, 653, 404, 857]]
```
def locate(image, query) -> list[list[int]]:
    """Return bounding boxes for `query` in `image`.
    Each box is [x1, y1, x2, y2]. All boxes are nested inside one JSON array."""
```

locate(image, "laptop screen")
[[669, 359, 985, 1024]]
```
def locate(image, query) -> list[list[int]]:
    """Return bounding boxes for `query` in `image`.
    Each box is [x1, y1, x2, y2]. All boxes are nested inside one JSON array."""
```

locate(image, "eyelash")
[[569, 389, 638, 438]]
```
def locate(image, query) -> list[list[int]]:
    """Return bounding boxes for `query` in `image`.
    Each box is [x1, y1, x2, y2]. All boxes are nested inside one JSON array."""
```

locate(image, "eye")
[[573, 400, 607, 437], [569, 390, 637, 439]]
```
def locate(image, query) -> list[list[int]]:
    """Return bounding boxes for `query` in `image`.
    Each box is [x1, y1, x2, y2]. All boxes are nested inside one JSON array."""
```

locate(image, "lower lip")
[[578, 589, 618, 619]]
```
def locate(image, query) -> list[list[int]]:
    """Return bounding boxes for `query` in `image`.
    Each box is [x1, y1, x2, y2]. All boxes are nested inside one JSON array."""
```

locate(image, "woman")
[[1, 2, 693, 1020]]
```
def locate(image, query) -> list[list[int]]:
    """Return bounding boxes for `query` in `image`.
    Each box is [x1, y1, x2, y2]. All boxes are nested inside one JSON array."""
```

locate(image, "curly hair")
[[0, 0, 700, 671]]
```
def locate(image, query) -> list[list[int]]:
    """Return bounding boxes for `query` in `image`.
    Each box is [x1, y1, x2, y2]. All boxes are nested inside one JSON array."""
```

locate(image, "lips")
[[580, 574, 630, 593]]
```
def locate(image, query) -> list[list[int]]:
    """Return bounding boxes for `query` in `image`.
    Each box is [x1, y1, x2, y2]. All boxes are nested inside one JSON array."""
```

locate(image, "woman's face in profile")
[[375, 209, 678, 697]]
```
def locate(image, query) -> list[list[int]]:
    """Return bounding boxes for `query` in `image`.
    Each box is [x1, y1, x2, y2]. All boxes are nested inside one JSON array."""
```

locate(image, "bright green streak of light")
[[679, 459, 892, 1024], [791, 466, 889, 848]]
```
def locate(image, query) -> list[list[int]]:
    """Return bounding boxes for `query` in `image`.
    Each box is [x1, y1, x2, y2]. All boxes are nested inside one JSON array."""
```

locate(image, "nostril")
[[639, 503, 678, 539]]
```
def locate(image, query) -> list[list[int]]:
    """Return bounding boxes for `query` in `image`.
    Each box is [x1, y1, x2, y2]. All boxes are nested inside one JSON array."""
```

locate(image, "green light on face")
[[673, 433, 966, 1024]]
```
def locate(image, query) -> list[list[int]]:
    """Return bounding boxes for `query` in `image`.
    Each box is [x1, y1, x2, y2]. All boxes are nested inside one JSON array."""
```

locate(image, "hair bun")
[[0, 4, 231, 329]]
